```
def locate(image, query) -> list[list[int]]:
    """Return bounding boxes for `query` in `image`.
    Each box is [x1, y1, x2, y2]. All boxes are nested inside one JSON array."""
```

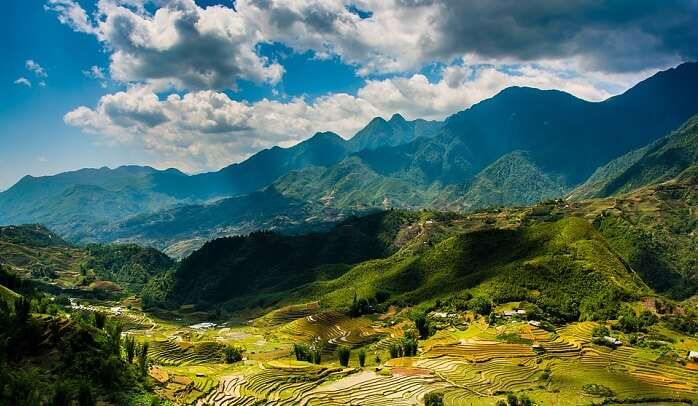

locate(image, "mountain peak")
[[389, 113, 406, 123]]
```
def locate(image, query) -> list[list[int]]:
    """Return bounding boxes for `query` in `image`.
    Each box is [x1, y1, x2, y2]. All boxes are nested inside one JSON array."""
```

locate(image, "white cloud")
[[14, 77, 32, 87], [47, 0, 283, 91], [83, 65, 109, 87], [25, 60, 47, 77], [44, 0, 97, 34], [64, 62, 644, 171]]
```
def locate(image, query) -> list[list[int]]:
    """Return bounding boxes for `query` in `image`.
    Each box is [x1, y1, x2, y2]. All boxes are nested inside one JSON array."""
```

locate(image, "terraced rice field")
[[150, 340, 226, 366], [144, 309, 698, 406], [280, 310, 386, 351], [255, 302, 321, 327]]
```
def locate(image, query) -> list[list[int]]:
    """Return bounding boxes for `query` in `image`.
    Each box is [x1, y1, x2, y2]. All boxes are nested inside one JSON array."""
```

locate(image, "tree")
[[223, 345, 243, 363], [138, 342, 149, 376], [358, 349, 366, 367], [106, 321, 123, 357], [93, 312, 107, 329], [591, 325, 610, 338], [468, 296, 492, 315], [293, 343, 311, 362], [411, 312, 433, 339], [424, 391, 444, 406], [14, 297, 31, 325], [337, 346, 350, 367], [124, 335, 136, 363]]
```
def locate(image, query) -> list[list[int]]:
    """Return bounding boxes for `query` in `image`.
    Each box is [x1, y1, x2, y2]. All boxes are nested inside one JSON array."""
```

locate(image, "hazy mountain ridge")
[[0, 116, 440, 242]]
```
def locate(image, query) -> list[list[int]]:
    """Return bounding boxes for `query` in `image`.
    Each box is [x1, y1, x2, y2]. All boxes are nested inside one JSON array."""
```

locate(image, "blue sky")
[[2, 0, 696, 190]]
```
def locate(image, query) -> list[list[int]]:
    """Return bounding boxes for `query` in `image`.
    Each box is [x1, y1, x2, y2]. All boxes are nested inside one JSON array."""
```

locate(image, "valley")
[[1, 159, 697, 404], [2, 63, 698, 405]]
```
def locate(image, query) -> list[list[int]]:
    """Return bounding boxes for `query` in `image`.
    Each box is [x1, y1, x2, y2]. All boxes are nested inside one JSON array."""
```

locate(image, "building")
[[603, 336, 623, 346]]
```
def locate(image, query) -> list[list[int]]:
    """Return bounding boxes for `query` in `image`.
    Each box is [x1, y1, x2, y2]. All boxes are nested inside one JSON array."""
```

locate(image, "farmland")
[[85, 297, 698, 406]]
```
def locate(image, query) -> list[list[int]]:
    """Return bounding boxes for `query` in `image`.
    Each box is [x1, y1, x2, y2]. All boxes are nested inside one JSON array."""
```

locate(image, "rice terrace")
[[3, 0, 698, 405]]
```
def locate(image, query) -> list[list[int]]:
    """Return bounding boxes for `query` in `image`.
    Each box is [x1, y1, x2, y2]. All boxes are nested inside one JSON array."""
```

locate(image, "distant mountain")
[[0, 116, 438, 242], [101, 62, 698, 250], [570, 114, 698, 199], [272, 62, 698, 209], [347, 113, 441, 152]]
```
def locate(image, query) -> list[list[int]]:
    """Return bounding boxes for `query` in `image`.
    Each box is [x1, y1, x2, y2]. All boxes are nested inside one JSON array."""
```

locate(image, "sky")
[[2, 0, 697, 191]]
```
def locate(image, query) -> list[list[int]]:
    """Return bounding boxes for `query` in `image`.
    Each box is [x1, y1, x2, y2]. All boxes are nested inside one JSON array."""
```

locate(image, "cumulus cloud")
[[14, 77, 32, 87], [49, 0, 695, 171], [25, 60, 47, 77], [44, 0, 97, 34], [47, 0, 696, 86], [64, 62, 642, 170], [243, 0, 697, 74]]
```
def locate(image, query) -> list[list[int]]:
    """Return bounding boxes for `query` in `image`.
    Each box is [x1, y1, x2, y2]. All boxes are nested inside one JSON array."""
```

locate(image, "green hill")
[[0, 225, 173, 295], [571, 114, 698, 199]]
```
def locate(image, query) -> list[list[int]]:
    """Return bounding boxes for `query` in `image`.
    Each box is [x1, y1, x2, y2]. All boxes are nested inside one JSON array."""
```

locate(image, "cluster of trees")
[[616, 306, 658, 333], [0, 293, 154, 405], [348, 290, 392, 317], [223, 345, 244, 364], [496, 393, 535, 406], [664, 313, 698, 335], [389, 336, 418, 358], [436, 291, 492, 316], [293, 343, 323, 364]]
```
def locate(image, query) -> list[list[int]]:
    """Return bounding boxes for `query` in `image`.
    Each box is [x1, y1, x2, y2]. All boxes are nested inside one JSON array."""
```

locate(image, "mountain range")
[[2, 62, 698, 254]]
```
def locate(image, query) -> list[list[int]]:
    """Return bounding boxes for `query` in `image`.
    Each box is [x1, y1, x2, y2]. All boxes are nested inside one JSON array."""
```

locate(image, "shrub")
[[293, 343, 311, 362], [93, 312, 107, 329], [358, 349, 366, 367], [424, 391, 444, 406], [223, 345, 243, 363], [591, 325, 610, 338], [582, 383, 614, 397], [337, 346, 350, 367]]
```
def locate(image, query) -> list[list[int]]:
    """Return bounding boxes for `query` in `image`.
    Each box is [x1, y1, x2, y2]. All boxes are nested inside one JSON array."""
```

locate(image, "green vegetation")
[[358, 349, 366, 367], [82, 244, 174, 293], [223, 345, 244, 364], [0, 293, 154, 404], [337, 345, 350, 367], [424, 391, 445, 406], [581, 383, 614, 397]]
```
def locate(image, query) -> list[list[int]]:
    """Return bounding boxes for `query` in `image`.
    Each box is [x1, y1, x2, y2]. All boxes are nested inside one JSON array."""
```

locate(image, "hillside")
[[571, 114, 698, 199], [0, 224, 173, 294], [108, 64, 698, 252]]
